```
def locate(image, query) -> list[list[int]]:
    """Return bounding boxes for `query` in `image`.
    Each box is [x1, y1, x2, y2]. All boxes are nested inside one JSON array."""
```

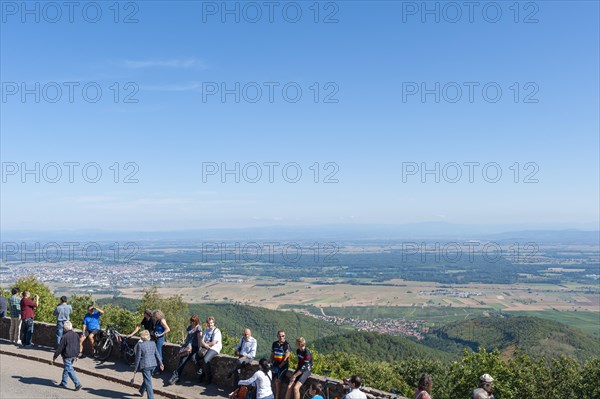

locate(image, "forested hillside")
[[313, 330, 455, 362], [187, 303, 348, 357], [425, 316, 600, 362]]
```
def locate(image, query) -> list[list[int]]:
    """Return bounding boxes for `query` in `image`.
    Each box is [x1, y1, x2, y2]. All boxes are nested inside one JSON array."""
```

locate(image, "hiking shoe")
[[75, 385, 82, 391]]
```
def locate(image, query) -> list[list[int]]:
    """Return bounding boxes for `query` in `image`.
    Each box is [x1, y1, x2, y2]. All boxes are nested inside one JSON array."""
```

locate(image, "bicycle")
[[302, 369, 342, 399], [94, 324, 136, 365]]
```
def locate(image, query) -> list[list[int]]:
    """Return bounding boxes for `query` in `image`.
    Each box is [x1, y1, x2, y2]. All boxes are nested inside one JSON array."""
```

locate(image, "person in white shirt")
[[343, 375, 367, 399], [196, 316, 222, 385], [237, 358, 273, 399], [227, 328, 258, 383], [472, 374, 495, 399]]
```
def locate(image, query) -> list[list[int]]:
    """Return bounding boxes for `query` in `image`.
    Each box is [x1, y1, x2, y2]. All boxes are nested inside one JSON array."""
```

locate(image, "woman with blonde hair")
[[133, 330, 164, 399], [285, 337, 312, 399], [151, 310, 170, 374]]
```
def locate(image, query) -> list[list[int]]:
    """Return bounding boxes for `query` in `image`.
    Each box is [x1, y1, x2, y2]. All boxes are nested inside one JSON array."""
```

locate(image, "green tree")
[[221, 329, 240, 356], [581, 358, 600, 399], [70, 294, 94, 329], [101, 304, 138, 334], [444, 349, 511, 399], [12, 276, 56, 322], [138, 287, 189, 342], [64, 294, 137, 334]]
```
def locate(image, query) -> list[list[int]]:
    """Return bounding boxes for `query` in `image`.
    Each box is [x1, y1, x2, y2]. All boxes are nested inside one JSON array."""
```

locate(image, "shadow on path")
[[83, 387, 139, 398], [13, 375, 57, 387]]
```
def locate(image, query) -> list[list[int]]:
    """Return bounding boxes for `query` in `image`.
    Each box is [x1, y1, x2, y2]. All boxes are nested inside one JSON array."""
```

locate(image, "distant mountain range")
[[2, 222, 599, 243]]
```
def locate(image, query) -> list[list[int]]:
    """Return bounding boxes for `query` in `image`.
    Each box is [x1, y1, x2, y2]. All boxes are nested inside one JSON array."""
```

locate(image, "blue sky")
[[1, 1, 599, 231]]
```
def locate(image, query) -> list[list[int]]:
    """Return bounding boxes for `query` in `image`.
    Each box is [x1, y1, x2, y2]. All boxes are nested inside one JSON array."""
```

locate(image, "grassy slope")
[[509, 310, 600, 337]]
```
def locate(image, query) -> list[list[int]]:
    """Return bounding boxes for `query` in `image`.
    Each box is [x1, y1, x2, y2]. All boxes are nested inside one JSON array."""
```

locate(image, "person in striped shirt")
[[8, 288, 21, 344]]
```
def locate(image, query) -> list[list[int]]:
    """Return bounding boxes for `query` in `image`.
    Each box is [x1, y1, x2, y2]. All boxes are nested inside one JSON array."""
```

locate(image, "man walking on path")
[[8, 288, 21, 344], [51, 321, 82, 391], [20, 291, 39, 347], [53, 296, 72, 346]]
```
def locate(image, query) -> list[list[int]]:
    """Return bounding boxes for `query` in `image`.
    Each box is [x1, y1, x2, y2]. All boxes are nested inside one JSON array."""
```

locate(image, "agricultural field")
[[118, 277, 599, 332]]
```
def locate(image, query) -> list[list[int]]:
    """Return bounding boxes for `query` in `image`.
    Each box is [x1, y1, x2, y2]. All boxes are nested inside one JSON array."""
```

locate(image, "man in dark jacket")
[[52, 321, 82, 391]]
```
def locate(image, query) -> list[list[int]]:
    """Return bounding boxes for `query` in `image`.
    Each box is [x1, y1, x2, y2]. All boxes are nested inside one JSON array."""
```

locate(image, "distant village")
[[299, 310, 428, 340]]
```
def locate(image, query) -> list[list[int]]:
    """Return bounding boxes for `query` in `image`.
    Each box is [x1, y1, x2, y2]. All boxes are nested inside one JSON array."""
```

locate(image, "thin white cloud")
[[76, 196, 254, 211], [72, 195, 120, 203], [252, 216, 284, 221], [124, 59, 207, 69], [141, 82, 202, 92]]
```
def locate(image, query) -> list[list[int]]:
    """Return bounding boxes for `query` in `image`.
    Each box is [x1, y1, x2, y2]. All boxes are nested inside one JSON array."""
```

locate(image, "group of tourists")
[[164, 316, 372, 399], [2, 290, 496, 399], [5, 288, 39, 347]]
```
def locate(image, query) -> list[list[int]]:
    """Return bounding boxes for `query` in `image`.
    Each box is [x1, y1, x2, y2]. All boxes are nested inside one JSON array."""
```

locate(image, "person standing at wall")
[[53, 296, 72, 347], [0, 293, 7, 319], [151, 310, 170, 375], [8, 288, 21, 344], [20, 291, 39, 347]]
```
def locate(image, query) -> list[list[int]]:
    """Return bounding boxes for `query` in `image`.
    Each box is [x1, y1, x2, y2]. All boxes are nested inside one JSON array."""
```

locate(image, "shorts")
[[294, 370, 311, 384], [84, 329, 100, 338], [274, 366, 289, 381]]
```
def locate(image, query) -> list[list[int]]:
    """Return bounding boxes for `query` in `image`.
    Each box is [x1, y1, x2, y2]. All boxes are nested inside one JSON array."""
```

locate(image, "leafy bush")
[[9, 276, 56, 322]]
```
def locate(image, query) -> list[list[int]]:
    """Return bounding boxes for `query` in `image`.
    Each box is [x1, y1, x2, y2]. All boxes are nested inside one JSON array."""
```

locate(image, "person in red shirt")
[[20, 291, 39, 347]]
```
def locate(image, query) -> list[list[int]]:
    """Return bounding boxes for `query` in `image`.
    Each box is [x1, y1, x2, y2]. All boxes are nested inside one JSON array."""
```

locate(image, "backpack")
[[230, 385, 255, 399]]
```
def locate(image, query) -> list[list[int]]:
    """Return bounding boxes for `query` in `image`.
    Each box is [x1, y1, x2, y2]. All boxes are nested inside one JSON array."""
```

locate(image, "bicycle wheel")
[[95, 335, 113, 361], [123, 344, 136, 365]]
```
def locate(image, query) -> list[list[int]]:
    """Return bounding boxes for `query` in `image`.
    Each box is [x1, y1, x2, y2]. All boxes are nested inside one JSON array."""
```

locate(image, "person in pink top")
[[414, 374, 432, 399]]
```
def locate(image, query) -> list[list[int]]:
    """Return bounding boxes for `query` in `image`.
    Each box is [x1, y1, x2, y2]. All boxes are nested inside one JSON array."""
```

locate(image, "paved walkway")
[[0, 352, 169, 399], [0, 339, 230, 399]]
